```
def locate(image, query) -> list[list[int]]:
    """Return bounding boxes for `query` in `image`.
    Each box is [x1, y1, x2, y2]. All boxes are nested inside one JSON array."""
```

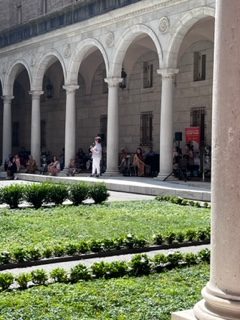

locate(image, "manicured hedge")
[[156, 195, 210, 208], [0, 249, 210, 291], [0, 182, 109, 209], [0, 228, 210, 267]]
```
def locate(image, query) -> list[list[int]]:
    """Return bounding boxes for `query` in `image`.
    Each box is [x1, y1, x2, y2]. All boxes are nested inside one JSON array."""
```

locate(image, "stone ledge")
[[172, 310, 197, 320]]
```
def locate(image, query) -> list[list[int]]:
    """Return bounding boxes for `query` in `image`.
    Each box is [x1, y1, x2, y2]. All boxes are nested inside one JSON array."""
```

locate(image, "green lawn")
[[0, 264, 209, 320], [0, 200, 210, 251]]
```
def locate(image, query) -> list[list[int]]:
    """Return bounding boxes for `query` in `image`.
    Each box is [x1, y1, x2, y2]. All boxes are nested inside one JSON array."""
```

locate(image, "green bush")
[[70, 264, 91, 283], [42, 247, 53, 259], [0, 251, 11, 265], [15, 272, 32, 289], [12, 247, 28, 263], [24, 184, 48, 209], [89, 183, 109, 204], [27, 247, 41, 261], [91, 261, 110, 279], [53, 244, 65, 257], [167, 251, 183, 268], [185, 230, 197, 242], [129, 254, 151, 276], [77, 241, 89, 254], [198, 249, 210, 263], [176, 232, 185, 243], [105, 261, 128, 278], [0, 272, 14, 290], [152, 234, 163, 245], [45, 183, 68, 205], [68, 183, 89, 205], [50, 268, 68, 283], [165, 232, 176, 244], [31, 269, 48, 285], [1, 184, 24, 209], [152, 254, 168, 272], [65, 243, 78, 256], [184, 253, 199, 266], [89, 239, 102, 252]]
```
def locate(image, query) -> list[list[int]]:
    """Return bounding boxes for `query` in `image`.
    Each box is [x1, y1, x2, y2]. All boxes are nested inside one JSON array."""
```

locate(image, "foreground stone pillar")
[[172, 1, 240, 319], [157, 68, 178, 180], [104, 77, 122, 176], [63, 85, 79, 169], [2, 95, 14, 164], [30, 90, 43, 167]]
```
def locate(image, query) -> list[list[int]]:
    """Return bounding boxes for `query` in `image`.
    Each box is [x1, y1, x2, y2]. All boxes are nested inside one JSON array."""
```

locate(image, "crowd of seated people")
[[4, 152, 37, 179], [119, 147, 159, 177]]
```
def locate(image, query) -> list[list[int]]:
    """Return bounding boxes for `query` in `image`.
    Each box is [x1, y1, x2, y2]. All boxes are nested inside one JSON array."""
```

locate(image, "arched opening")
[[69, 44, 108, 172], [116, 32, 162, 176], [38, 56, 66, 167], [173, 16, 215, 179]]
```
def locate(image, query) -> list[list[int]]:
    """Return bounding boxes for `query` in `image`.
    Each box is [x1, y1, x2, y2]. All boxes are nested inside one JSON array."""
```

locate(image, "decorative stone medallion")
[[105, 32, 114, 48], [63, 44, 72, 58], [159, 16, 170, 34]]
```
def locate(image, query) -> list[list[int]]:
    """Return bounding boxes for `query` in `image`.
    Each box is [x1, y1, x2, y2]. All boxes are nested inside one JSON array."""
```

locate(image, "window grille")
[[193, 52, 206, 81], [143, 62, 153, 88]]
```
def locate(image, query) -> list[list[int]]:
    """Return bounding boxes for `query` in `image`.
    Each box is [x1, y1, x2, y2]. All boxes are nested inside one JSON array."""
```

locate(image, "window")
[[12, 122, 20, 147], [99, 115, 107, 146], [143, 62, 153, 88], [17, 4, 22, 24], [190, 107, 206, 145], [41, 120, 46, 149], [193, 52, 206, 81], [140, 112, 153, 146], [42, 0, 48, 14]]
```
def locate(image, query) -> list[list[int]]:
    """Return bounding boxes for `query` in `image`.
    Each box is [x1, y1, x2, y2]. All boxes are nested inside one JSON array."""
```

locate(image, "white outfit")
[[91, 142, 102, 175]]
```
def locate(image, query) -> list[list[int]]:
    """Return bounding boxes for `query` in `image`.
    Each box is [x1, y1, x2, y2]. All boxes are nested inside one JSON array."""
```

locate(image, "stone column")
[[157, 68, 178, 180], [63, 85, 79, 169], [29, 90, 43, 167], [104, 77, 122, 176], [2, 95, 14, 165], [172, 1, 240, 319]]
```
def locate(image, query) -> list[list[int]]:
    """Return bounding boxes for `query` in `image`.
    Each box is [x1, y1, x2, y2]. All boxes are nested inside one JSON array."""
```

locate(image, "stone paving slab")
[[1, 244, 210, 276], [15, 173, 211, 201]]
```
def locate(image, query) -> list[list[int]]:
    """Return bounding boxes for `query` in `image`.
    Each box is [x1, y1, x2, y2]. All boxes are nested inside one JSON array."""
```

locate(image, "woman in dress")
[[133, 147, 145, 177], [48, 156, 60, 176]]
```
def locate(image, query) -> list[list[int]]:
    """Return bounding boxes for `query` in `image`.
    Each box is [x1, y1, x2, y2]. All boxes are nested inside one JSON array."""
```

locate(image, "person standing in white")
[[90, 136, 102, 177]]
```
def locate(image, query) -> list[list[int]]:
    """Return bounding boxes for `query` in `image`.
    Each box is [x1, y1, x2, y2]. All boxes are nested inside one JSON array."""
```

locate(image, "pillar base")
[[172, 310, 196, 320], [155, 172, 177, 181]]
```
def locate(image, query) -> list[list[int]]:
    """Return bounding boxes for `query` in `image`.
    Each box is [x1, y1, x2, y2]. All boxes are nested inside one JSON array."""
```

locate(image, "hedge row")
[[0, 249, 210, 291], [0, 228, 210, 266], [0, 182, 109, 209], [156, 195, 210, 208]]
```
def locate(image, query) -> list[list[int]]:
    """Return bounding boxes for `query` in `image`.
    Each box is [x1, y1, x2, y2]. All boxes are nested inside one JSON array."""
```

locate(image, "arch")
[[166, 7, 215, 68], [67, 38, 109, 85], [111, 24, 163, 77], [4, 60, 32, 96], [32, 49, 67, 90]]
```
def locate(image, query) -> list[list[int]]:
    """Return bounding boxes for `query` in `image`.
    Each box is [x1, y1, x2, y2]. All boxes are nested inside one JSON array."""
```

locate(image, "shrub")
[[152, 254, 168, 272], [45, 183, 68, 205], [165, 232, 176, 245], [89, 240, 102, 253], [91, 261, 110, 279], [15, 272, 32, 289], [53, 244, 65, 257], [167, 251, 183, 268], [31, 269, 48, 285], [105, 261, 128, 278], [65, 243, 78, 256], [184, 253, 199, 266], [24, 184, 48, 209], [12, 247, 28, 263], [0, 251, 11, 265], [152, 234, 163, 245], [77, 241, 89, 254], [129, 254, 151, 276], [185, 230, 197, 242], [1, 184, 24, 209], [89, 183, 109, 204], [27, 247, 41, 261], [198, 249, 210, 263], [0, 272, 14, 290], [50, 268, 68, 283], [68, 183, 89, 205], [42, 247, 53, 259], [70, 264, 91, 283], [175, 232, 185, 243]]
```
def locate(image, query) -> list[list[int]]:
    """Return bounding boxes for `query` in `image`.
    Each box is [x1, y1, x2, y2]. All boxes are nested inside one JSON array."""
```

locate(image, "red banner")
[[185, 127, 200, 144]]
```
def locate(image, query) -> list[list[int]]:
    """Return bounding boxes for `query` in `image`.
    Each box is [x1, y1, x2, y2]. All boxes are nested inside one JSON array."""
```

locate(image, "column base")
[[155, 172, 177, 181], [172, 310, 196, 320]]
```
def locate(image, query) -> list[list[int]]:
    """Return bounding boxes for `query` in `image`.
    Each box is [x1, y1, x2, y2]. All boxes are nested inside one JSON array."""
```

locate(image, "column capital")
[[63, 85, 79, 93], [157, 68, 179, 79], [29, 90, 44, 99], [1, 95, 14, 102], [104, 77, 123, 87]]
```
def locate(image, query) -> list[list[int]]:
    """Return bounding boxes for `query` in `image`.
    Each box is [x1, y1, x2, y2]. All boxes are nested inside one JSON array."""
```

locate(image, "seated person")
[[26, 155, 37, 174], [67, 159, 76, 176], [133, 147, 146, 177], [119, 148, 130, 175], [5, 156, 17, 180], [48, 156, 60, 176]]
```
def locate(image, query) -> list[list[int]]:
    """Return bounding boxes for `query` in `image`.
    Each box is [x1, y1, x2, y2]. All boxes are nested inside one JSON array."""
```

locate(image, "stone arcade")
[[0, 0, 214, 178]]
